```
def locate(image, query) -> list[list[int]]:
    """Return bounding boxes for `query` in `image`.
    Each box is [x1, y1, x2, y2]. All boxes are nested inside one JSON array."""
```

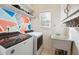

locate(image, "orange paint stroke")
[[0, 25, 4, 32], [0, 19, 17, 29], [21, 16, 29, 23]]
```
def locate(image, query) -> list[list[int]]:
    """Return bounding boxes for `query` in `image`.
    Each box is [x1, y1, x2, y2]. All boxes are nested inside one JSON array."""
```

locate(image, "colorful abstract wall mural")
[[0, 6, 31, 33]]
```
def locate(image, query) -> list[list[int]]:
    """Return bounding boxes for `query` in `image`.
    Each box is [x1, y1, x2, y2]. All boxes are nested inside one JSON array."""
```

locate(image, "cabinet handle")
[[11, 49, 15, 54]]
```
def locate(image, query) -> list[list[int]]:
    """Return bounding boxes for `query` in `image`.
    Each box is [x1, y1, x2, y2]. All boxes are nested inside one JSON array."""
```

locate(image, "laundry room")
[[0, 4, 79, 55]]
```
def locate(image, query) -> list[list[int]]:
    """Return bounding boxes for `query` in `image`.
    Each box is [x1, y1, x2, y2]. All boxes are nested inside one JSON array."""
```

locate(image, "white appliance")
[[27, 32, 43, 55], [0, 34, 33, 55]]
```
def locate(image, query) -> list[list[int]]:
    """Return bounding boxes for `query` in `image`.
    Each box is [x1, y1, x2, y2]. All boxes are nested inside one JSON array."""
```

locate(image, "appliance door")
[[36, 35, 43, 55], [5, 37, 33, 55], [37, 35, 43, 51]]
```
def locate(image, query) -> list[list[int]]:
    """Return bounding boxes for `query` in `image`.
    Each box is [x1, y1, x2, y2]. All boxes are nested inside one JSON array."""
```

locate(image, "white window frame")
[[39, 11, 51, 28]]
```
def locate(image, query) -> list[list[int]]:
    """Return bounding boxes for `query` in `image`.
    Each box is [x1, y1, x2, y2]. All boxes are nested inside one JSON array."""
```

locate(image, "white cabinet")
[[51, 38, 73, 55], [69, 5, 79, 15], [61, 4, 79, 21], [61, 4, 79, 27], [0, 37, 33, 55]]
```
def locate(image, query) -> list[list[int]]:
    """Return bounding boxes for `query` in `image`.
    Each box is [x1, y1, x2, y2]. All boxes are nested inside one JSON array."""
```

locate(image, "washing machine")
[[27, 32, 43, 55]]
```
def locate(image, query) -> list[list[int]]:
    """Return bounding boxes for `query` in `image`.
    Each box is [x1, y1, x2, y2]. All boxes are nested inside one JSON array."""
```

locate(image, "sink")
[[51, 34, 65, 40], [51, 34, 73, 41]]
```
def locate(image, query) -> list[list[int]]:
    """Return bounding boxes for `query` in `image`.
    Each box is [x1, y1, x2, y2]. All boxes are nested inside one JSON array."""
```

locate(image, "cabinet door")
[[52, 39, 72, 55], [6, 37, 33, 55], [69, 5, 79, 15], [61, 4, 79, 20]]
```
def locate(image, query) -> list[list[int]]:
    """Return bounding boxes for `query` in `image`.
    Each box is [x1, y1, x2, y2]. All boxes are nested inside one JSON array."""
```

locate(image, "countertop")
[[0, 32, 20, 39], [51, 35, 73, 42], [0, 32, 32, 48]]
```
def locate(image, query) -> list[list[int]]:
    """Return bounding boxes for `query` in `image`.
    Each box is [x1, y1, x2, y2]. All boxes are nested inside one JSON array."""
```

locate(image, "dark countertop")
[[0, 30, 34, 39], [0, 32, 20, 39], [24, 30, 34, 33], [0, 32, 32, 48]]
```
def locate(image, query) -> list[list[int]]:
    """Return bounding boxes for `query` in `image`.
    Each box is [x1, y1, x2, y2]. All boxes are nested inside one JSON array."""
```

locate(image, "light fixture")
[[64, 4, 71, 17]]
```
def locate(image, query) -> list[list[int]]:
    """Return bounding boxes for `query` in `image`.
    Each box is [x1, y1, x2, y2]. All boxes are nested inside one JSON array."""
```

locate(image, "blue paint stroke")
[[2, 7, 15, 17], [27, 24, 31, 30]]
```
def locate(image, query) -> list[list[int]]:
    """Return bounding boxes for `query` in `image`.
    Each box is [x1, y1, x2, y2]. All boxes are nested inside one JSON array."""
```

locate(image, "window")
[[39, 12, 51, 28]]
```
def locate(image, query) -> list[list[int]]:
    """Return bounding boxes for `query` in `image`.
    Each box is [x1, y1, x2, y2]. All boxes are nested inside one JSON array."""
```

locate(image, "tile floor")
[[41, 48, 54, 55]]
